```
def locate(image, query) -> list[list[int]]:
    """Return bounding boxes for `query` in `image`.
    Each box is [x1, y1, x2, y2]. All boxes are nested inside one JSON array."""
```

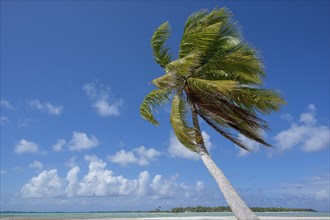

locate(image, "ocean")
[[0, 212, 329, 219]]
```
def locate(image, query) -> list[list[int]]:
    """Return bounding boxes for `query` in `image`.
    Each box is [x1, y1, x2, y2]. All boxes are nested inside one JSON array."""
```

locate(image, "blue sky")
[[1, 0, 329, 212]]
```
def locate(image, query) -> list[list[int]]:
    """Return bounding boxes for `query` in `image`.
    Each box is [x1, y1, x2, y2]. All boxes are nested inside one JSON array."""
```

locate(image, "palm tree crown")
[[140, 7, 285, 153]]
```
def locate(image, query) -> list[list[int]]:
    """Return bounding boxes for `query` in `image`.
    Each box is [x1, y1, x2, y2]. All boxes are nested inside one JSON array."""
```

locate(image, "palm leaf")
[[165, 52, 202, 77], [187, 83, 271, 147], [197, 108, 252, 151], [196, 69, 263, 85], [140, 89, 170, 125], [195, 42, 265, 84], [182, 9, 208, 34], [151, 22, 172, 68], [187, 78, 238, 96], [180, 8, 239, 63], [197, 103, 270, 150], [229, 87, 286, 114], [152, 72, 184, 91], [170, 94, 197, 152]]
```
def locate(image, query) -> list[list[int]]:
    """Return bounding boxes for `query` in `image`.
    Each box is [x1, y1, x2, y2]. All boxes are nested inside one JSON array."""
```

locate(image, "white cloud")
[[77, 156, 140, 196], [151, 175, 175, 196], [27, 100, 63, 115], [1, 100, 13, 109], [21, 155, 205, 200], [136, 171, 150, 196], [0, 170, 6, 175], [1, 116, 9, 125], [14, 139, 39, 154], [67, 132, 99, 151], [93, 99, 123, 117], [83, 82, 123, 117], [108, 146, 161, 166], [52, 139, 66, 152], [65, 166, 80, 197], [274, 105, 329, 152], [21, 169, 64, 198], [65, 156, 78, 168], [29, 161, 44, 171], [168, 131, 212, 160]]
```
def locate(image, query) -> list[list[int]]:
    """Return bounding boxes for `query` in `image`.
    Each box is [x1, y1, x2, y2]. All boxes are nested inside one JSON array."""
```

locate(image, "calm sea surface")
[[0, 212, 329, 219]]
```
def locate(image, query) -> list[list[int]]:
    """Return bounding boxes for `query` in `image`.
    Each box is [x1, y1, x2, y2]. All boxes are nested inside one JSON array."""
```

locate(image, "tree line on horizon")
[[170, 206, 316, 213]]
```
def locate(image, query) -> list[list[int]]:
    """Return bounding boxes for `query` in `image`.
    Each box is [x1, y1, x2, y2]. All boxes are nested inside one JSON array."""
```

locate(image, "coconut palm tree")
[[140, 8, 285, 220]]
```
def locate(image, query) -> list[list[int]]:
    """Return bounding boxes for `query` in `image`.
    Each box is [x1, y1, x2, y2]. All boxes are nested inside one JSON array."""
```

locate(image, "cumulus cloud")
[[65, 166, 80, 197], [108, 146, 161, 166], [150, 174, 183, 197], [0, 100, 13, 109], [52, 139, 66, 152], [92, 100, 122, 117], [27, 100, 63, 115], [78, 156, 139, 196], [21, 156, 204, 199], [274, 104, 329, 152], [65, 156, 78, 168], [14, 139, 40, 154], [29, 161, 44, 171], [21, 169, 64, 198], [83, 82, 123, 117], [168, 131, 213, 160], [67, 132, 99, 151]]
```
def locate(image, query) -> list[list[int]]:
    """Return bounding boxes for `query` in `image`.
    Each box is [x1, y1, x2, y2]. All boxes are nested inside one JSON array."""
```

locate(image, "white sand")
[[139, 216, 329, 220], [1, 217, 329, 220]]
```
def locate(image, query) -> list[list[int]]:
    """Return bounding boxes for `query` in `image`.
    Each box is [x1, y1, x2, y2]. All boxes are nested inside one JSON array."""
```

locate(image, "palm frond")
[[195, 42, 265, 85], [229, 87, 286, 114], [165, 52, 202, 77], [197, 108, 252, 151], [179, 8, 239, 62], [152, 72, 184, 91], [170, 94, 197, 152], [196, 69, 263, 85], [140, 89, 170, 125], [182, 9, 208, 34], [187, 84, 271, 147], [151, 22, 172, 68], [187, 78, 238, 96], [183, 7, 232, 36], [180, 21, 223, 60]]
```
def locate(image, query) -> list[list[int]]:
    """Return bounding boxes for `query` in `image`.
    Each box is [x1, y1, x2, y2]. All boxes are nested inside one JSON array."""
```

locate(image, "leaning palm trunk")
[[191, 104, 259, 220], [198, 147, 259, 220]]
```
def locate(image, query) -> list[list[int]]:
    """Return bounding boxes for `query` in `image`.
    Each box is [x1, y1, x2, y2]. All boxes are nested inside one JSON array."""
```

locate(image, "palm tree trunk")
[[199, 151, 259, 220], [190, 103, 259, 220]]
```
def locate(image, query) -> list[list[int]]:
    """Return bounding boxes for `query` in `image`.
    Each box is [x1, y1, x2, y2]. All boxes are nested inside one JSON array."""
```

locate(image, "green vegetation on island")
[[171, 206, 316, 213]]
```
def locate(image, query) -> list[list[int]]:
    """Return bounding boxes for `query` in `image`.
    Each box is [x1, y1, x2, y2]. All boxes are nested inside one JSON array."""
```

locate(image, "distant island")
[[171, 206, 316, 213], [1, 207, 317, 213]]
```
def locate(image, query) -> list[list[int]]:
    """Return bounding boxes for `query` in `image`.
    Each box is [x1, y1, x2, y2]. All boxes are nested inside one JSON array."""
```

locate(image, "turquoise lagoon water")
[[1, 212, 329, 219]]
